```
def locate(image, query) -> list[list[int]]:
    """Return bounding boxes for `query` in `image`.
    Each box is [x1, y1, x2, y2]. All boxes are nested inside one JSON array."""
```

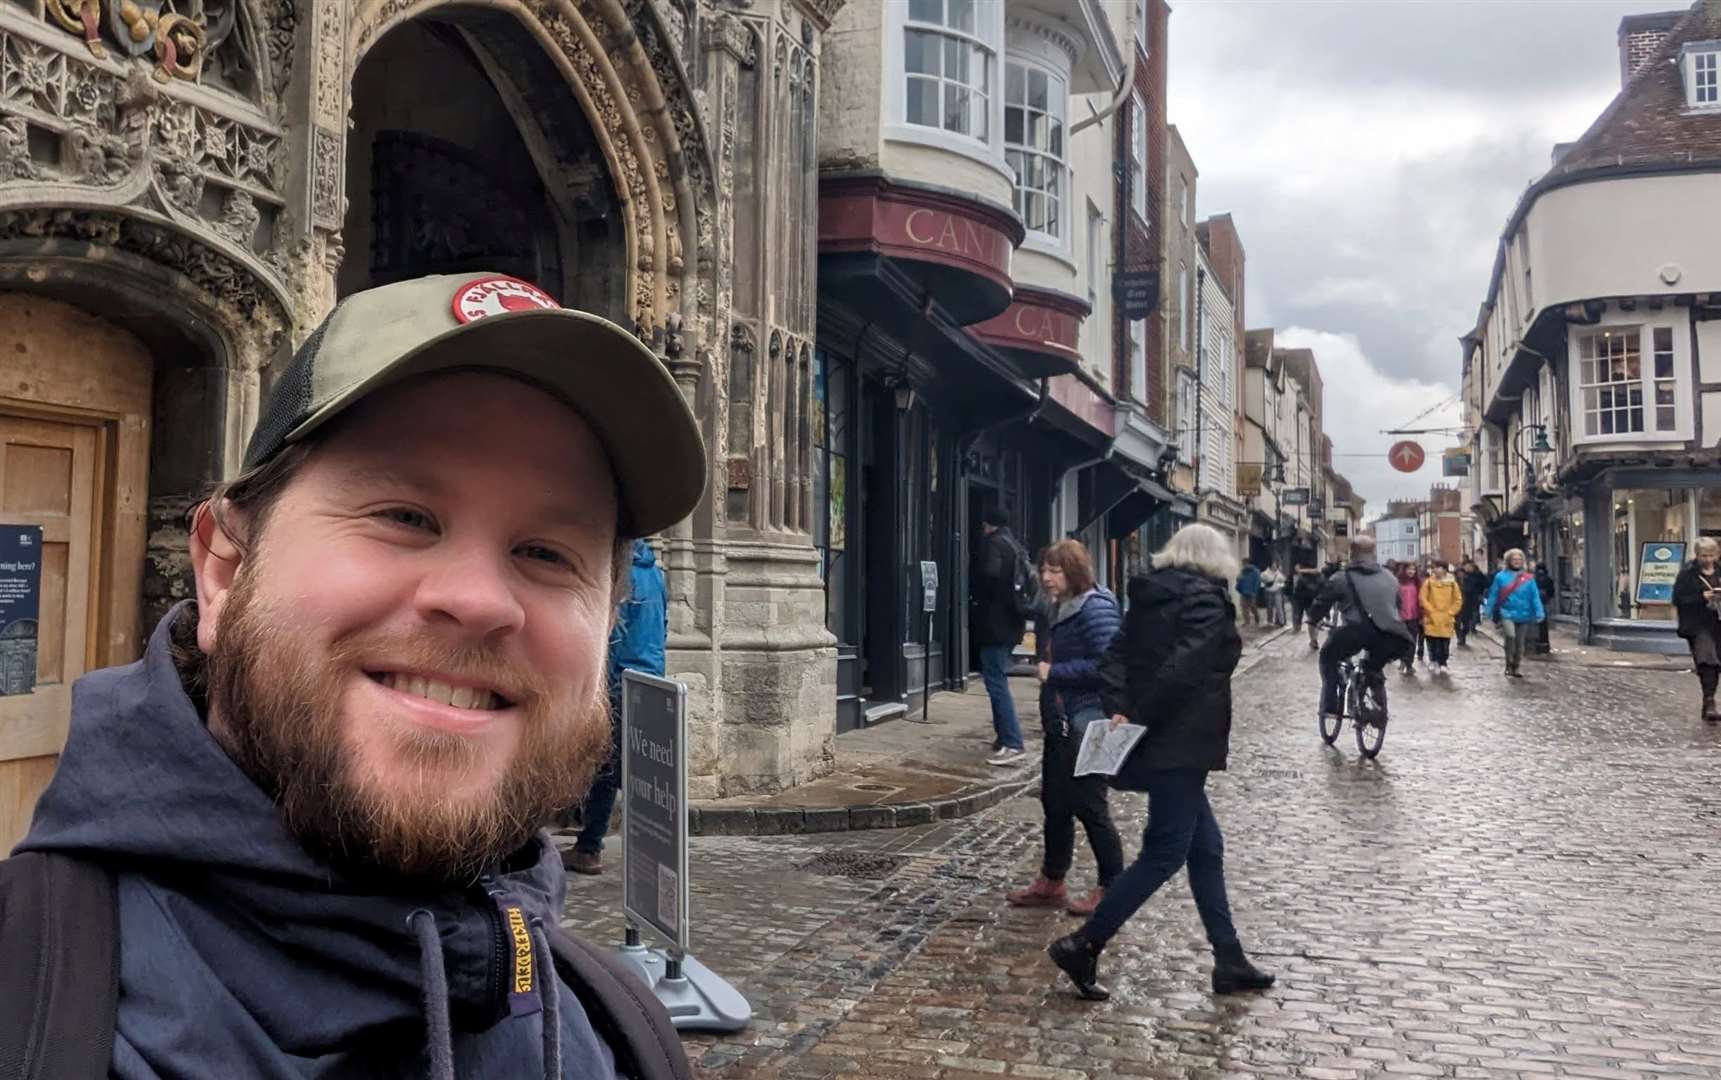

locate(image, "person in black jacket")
[[1047, 524, 1274, 1002], [1673, 536, 1721, 723], [972, 504, 1029, 764], [1007, 540, 1125, 916], [1290, 561, 1322, 649], [1456, 558, 1489, 648]]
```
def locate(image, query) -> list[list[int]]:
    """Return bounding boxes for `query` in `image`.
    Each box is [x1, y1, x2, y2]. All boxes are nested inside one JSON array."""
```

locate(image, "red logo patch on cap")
[[451, 276, 559, 323]]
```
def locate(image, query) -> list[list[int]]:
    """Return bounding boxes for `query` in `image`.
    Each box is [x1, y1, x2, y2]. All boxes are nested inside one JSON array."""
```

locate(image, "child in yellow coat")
[[1420, 563, 1465, 675]]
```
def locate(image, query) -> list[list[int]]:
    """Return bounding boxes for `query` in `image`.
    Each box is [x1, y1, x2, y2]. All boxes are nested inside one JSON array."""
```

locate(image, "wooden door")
[[0, 414, 102, 851]]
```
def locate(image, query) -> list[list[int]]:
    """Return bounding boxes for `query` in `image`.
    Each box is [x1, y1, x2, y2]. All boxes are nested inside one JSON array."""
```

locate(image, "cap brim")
[[283, 308, 707, 539]]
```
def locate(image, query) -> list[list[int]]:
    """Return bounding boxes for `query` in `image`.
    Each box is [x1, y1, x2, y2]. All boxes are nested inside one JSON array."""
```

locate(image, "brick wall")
[[1621, 29, 1671, 86]]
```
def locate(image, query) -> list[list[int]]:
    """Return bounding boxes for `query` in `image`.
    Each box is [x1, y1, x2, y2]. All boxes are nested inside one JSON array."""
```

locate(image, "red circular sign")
[[1388, 440, 1426, 473]]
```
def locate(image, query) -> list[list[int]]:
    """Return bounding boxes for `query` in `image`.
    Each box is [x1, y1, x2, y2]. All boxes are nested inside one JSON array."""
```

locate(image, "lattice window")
[[904, 0, 995, 141]]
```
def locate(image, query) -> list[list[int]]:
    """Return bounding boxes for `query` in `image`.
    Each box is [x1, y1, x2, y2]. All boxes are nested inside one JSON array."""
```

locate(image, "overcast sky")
[[1167, 0, 1680, 515]]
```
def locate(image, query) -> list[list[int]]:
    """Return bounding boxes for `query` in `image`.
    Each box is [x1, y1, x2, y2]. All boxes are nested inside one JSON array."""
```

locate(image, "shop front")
[[1580, 468, 1721, 653]]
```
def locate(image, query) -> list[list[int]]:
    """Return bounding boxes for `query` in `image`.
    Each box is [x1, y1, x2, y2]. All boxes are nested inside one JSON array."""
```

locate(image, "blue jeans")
[[978, 644, 1023, 751], [575, 710, 623, 855], [1082, 769, 1239, 952]]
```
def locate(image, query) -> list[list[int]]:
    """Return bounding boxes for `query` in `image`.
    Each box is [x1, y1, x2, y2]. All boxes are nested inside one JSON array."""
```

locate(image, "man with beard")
[[0, 274, 703, 1079]]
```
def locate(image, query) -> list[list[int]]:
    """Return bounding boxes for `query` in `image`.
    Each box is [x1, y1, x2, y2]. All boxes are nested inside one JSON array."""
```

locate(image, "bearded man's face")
[[193, 372, 619, 883]]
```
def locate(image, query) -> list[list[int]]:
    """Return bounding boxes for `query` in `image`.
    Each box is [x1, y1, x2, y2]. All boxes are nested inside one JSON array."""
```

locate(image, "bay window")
[[904, 0, 995, 141], [1574, 324, 1686, 439], [1005, 60, 1066, 240]]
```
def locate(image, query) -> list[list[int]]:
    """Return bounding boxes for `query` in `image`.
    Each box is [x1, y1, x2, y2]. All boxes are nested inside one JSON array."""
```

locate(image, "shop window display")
[[1610, 489, 1694, 621]]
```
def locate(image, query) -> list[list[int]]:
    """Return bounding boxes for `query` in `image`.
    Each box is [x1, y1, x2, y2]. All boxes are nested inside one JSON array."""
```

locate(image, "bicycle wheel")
[[1354, 679, 1386, 759], [1319, 677, 1344, 744]]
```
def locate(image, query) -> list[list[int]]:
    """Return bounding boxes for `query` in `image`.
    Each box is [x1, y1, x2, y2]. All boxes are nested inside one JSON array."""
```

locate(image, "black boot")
[[1705, 698, 1718, 723], [1048, 931, 1110, 1001], [1212, 943, 1275, 995], [1701, 669, 1720, 722]]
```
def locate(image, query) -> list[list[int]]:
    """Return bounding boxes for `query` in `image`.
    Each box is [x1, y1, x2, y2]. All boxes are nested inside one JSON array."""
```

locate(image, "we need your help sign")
[[615, 670, 750, 1031]]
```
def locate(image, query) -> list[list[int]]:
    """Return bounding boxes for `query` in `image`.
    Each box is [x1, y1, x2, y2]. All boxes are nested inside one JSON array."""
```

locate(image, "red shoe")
[[1006, 876, 1067, 907], [1065, 888, 1105, 917]]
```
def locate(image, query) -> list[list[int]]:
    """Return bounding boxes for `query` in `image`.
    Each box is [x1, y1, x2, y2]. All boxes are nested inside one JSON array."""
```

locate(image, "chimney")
[[1618, 11, 1683, 88]]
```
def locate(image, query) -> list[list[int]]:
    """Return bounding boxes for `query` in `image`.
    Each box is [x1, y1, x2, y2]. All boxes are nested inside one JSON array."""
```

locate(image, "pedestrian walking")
[[1291, 561, 1321, 646], [1047, 524, 1274, 1002], [1260, 565, 1286, 626], [1419, 563, 1462, 675], [565, 538, 667, 875], [973, 504, 1030, 765], [1533, 563, 1556, 655], [1396, 564, 1422, 674], [1672, 536, 1721, 723], [1236, 561, 1262, 625], [1007, 540, 1126, 916], [1457, 558, 1489, 647], [1482, 548, 1546, 678]]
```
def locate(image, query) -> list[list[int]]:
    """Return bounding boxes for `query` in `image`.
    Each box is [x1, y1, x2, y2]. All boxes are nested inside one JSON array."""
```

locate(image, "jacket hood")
[[632, 538, 657, 569], [1347, 558, 1386, 577], [1130, 566, 1228, 608], [17, 604, 583, 1074]]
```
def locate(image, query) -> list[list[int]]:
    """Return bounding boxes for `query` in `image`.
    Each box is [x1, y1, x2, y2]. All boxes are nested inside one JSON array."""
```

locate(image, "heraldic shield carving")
[[44, 0, 236, 83]]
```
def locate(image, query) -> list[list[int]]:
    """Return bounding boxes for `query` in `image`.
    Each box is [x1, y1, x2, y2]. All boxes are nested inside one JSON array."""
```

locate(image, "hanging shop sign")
[[1237, 464, 1263, 498], [1442, 447, 1471, 477], [1114, 269, 1159, 320], [1282, 487, 1310, 506], [1389, 440, 1426, 473]]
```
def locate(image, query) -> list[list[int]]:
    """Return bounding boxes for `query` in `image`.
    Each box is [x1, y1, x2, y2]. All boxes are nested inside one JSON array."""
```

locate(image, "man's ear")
[[189, 500, 246, 654]]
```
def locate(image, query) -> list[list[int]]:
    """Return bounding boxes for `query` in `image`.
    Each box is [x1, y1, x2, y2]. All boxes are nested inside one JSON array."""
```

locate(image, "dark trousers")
[[979, 645, 1025, 750], [1689, 627, 1719, 700], [575, 708, 623, 855], [1457, 603, 1479, 644], [1041, 720, 1125, 887], [1426, 635, 1451, 666], [1320, 623, 1410, 715], [1082, 769, 1239, 952], [1402, 620, 1423, 668]]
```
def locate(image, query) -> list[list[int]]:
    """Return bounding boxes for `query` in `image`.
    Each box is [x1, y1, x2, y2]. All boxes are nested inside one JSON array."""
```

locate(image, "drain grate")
[[796, 851, 910, 880]]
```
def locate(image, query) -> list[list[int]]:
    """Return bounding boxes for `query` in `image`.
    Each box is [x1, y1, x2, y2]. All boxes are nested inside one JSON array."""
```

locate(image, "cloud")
[[1274, 327, 1462, 515]]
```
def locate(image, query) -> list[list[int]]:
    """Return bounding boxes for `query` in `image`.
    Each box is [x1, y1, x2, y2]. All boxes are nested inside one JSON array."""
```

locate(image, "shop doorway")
[[0, 295, 152, 851]]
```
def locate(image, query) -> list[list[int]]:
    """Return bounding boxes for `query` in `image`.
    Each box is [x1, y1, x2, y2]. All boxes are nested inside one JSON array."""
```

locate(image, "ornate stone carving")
[[0, 116, 39, 180], [312, 0, 344, 129], [214, 185, 257, 244], [310, 124, 339, 228], [261, 0, 294, 100], [31, 0, 252, 87]]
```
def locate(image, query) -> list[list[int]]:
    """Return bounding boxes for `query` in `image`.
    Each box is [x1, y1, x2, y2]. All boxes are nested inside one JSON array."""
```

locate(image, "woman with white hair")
[[1673, 536, 1721, 722], [1047, 523, 1274, 1002], [1481, 548, 1545, 677]]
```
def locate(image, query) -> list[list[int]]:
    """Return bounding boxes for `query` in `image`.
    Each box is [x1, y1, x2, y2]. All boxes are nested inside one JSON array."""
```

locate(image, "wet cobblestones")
[[562, 634, 1721, 1077]]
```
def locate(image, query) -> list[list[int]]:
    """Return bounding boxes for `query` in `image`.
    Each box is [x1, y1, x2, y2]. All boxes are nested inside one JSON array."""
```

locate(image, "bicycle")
[[1315, 625, 1389, 759]]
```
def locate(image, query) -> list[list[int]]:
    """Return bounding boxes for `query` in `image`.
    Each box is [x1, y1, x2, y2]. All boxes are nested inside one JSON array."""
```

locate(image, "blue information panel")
[[1636, 541, 1685, 605], [0, 525, 43, 697]]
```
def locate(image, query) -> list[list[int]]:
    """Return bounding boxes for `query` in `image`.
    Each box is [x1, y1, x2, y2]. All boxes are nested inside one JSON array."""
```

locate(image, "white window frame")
[[1179, 263, 1191, 352], [1129, 92, 1147, 222], [1685, 44, 1720, 108], [1568, 317, 1693, 444], [883, 0, 1010, 179], [1176, 370, 1197, 465], [1004, 56, 1068, 245], [1135, 0, 1148, 52], [1085, 201, 1103, 303], [1129, 317, 1147, 404]]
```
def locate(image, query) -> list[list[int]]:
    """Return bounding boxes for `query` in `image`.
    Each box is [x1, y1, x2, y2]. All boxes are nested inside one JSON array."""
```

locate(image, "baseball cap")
[[243, 274, 707, 539]]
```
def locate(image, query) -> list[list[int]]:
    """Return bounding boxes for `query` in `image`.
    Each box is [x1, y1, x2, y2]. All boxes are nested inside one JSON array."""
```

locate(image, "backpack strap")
[[547, 930, 692, 1080], [0, 852, 119, 1080]]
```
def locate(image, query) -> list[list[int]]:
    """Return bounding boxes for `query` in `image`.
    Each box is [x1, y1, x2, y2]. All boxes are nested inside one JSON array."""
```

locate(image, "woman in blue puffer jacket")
[[1006, 539, 1125, 918], [1482, 547, 1546, 678]]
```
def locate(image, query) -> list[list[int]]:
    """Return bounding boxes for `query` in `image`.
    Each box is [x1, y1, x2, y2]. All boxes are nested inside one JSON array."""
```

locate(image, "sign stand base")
[[613, 936, 751, 1032]]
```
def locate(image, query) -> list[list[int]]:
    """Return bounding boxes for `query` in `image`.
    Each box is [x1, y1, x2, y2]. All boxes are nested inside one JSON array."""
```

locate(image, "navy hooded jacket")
[[14, 605, 619, 1079]]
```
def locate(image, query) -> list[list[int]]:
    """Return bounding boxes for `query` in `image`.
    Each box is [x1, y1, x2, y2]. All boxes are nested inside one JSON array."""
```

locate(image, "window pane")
[[905, 31, 939, 74], [1028, 68, 1048, 111], [947, 0, 975, 34], [1655, 352, 1673, 379], [1028, 111, 1046, 150], [944, 84, 971, 134], [944, 38, 966, 82], [906, 77, 938, 125], [1655, 326, 1673, 352], [973, 89, 988, 139], [1657, 384, 1675, 405], [1004, 108, 1023, 145], [1006, 62, 1024, 104], [1050, 121, 1064, 158], [908, 0, 941, 24], [1023, 191, 1042, 231]]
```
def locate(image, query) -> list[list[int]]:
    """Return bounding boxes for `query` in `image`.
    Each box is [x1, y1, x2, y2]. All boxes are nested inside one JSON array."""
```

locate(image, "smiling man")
[[0, 274, 704, 1079]]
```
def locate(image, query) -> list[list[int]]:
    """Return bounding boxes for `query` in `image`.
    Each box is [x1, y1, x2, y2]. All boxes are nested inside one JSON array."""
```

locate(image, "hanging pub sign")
[[1282, 487, 1310, 506], [1442, 447, 1472, 477], [1308, 503, 1326, 521], [1237, 464, 1263, 498], [1114, 269, 1159, 320], [1335, 522, 1350, 537], [0, 524, 43, 697]]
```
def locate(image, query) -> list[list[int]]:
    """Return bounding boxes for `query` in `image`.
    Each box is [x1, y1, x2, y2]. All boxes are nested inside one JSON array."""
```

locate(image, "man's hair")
[[981, 504, 1010, 529], [1039, 539, 1096, 596], [1350, 535, 1377, 558]]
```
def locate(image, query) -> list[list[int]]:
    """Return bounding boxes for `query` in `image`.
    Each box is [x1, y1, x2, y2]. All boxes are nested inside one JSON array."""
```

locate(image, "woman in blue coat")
[[1006, 539, 1125, 917], [1482, 547, 1545, 678]]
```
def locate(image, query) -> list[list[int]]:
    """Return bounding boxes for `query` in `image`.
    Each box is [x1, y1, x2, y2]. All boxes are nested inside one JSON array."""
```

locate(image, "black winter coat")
[[1099, 567, 1243, 784], [972, 528, 1027, 648], [1672, 563, 1721, 640]]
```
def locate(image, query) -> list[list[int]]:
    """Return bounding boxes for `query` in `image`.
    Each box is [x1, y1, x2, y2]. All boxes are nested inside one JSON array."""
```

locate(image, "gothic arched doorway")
[[340, 8, 627, 316]]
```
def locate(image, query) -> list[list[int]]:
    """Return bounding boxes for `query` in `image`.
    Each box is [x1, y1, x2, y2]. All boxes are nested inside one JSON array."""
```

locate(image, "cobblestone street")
[[561, 632, 1721, 1078]]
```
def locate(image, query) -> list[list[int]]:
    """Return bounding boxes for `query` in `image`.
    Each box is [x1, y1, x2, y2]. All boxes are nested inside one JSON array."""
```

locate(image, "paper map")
[[1074, 720, 1147, 777]]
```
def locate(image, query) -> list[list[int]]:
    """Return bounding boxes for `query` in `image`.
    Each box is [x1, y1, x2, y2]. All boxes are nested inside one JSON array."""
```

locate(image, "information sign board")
[[0, 525, 43, 697], [622, 670, 689, 952], [1636, 541, 1685, 605]]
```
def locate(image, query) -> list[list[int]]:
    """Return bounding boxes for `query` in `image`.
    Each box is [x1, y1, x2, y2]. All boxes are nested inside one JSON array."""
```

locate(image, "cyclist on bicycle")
[[1308, 536, 1413, 724]]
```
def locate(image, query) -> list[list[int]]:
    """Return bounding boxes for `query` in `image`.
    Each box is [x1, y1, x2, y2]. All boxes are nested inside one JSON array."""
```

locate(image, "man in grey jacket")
[[1309, 536, 1413, 722]]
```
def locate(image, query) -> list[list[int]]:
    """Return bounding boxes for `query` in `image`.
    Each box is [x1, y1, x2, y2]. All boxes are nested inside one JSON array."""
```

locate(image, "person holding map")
[[1005, 540, 1124, 918], [1046, 523, 1274, 1003], [1673, 536, 1721, 723]]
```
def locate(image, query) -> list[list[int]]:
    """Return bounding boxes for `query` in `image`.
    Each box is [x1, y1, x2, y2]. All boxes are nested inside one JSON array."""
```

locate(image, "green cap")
[[244, 274, 707, 539]]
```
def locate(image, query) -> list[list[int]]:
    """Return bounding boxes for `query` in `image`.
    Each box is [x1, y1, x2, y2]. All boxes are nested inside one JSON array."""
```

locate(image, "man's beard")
[[204, 565, 611, 884]]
